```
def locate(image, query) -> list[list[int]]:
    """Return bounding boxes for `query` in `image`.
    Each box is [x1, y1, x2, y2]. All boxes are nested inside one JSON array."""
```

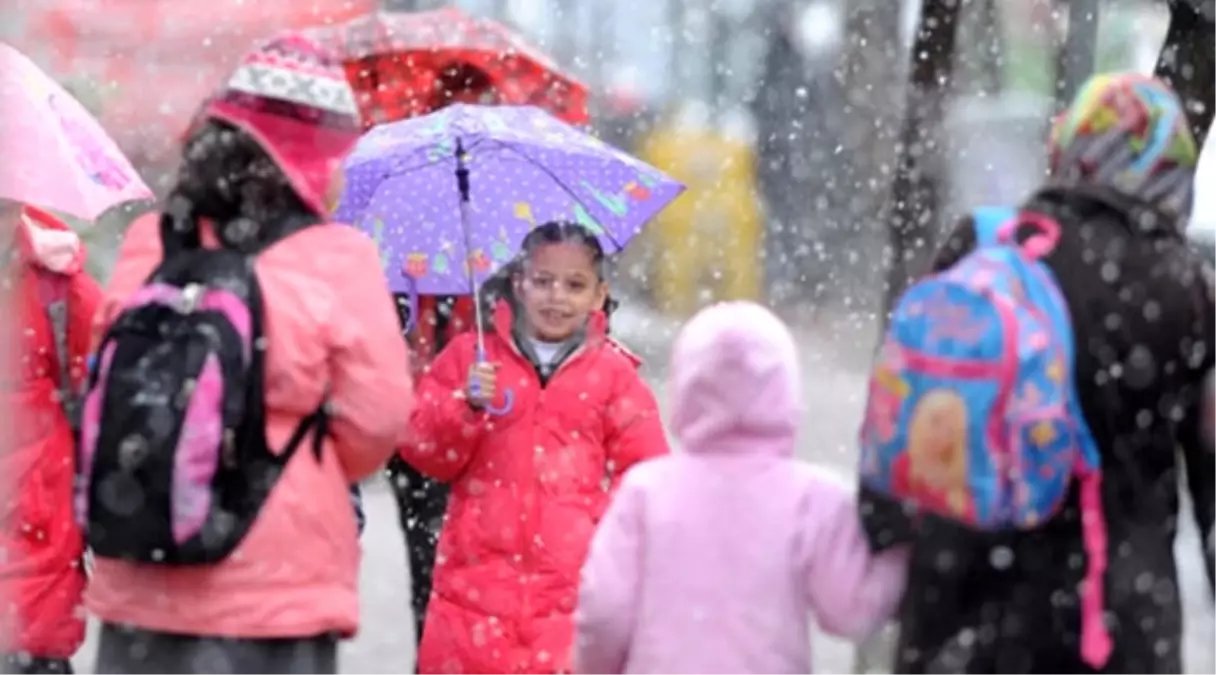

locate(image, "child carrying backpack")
[[80, 207, 331, 564], [859, 207, 1111, 669], [860, 73, 1213, 675], [82, 34, 412, 675]]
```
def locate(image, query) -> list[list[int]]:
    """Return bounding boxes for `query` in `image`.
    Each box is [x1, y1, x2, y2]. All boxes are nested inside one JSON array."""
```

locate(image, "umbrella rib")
[[345, 150, 463, 217], [352, 135, 497, 180], [350, 152, 447, 178], [481, 138, 627, 252]]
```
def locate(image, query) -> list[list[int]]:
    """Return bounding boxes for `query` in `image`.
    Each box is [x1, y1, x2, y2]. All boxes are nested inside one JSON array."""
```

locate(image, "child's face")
[[515, 242, 608, 342]]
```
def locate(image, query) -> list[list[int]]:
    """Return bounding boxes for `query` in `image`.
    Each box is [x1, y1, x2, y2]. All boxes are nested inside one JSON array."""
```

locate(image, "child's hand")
[[465, 362, 499, 409]]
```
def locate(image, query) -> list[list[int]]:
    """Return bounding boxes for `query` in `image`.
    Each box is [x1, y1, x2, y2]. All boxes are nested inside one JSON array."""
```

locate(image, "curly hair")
[[162, 119, 311, 253]]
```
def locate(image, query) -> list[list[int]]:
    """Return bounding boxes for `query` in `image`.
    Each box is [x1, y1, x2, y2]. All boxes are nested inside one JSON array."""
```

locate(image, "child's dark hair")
[[519, 220, 618, 317], [161, 119, 312, 253]]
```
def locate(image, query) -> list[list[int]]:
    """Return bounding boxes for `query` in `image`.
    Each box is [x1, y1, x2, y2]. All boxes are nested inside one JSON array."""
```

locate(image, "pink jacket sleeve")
[[800, 470, 909, 640], [398, 333, 493, 483], [574, 475, 644, 674], [325, 234, 414, 481], [603, 363, 668, 490]]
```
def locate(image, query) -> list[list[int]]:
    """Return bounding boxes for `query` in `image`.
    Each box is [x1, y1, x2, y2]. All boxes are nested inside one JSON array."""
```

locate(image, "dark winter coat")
[[860, 185, 1215, 674]]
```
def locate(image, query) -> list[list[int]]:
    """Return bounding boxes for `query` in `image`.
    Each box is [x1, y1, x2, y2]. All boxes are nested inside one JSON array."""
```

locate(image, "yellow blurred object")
[[636, 125, 762, 318]]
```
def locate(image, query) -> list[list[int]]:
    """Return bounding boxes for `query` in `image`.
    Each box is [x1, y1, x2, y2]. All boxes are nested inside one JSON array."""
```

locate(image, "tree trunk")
[[856, 0, 963, 646], [708, 8, 730, 114], [975, 0, 1005, 97], [841, 3, 910, 666], [1155, 0, 1216, 149], [817, 0, 905, 319], [881, 0, 964, 323], [1053, 0, 1100, 113]]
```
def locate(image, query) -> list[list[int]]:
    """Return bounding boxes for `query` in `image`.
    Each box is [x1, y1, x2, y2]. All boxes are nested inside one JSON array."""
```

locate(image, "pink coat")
[[574, 302, 909, 674], [85, 213, 413, 639]]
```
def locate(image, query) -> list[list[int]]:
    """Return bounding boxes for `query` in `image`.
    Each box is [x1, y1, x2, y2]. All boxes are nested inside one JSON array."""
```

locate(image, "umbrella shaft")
[[457, 188, 485, 355]]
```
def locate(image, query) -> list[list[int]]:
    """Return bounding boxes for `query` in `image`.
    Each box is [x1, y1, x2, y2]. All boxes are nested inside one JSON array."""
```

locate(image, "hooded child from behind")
[[575, 302, 909, 675]]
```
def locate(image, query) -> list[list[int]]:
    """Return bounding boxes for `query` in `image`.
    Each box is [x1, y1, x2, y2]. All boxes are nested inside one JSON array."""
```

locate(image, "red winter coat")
[[0, 207, 99, 658], [401, 302, 669, 674]]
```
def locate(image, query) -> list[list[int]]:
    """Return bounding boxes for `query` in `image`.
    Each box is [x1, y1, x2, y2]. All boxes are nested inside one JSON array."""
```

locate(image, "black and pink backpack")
[[77, 213, 326, 565]]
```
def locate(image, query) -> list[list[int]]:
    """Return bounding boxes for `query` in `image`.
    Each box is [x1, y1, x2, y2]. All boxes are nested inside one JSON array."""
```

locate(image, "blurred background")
[[2, 1, 1213, 672], [2, 0, 1205, 348]]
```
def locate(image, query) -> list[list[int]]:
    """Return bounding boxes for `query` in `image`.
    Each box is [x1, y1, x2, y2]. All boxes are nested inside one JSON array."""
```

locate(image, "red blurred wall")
[[5, 0, 375, 189]]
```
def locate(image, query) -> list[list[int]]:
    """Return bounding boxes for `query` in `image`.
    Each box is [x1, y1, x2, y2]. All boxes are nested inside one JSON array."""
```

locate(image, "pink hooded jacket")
[[574, 302, 909, 674]]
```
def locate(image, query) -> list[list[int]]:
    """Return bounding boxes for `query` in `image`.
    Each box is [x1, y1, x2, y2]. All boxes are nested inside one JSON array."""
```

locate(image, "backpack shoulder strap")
[[34, 271, 76, 420], [280, 402, 330, 463], [971, 206, 1019, 248]]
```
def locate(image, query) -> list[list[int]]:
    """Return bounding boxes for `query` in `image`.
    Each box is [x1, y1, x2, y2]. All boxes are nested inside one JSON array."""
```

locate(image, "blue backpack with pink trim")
[[858, 207, 1112, 667]]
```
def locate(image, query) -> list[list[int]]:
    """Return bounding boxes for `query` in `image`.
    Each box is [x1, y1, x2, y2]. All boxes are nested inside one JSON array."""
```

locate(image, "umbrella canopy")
[[333, 104, 683, 296], [0, 42, 152, 221], [303, 7, 588, 128]]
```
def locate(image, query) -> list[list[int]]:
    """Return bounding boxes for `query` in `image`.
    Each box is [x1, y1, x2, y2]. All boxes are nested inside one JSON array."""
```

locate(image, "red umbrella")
[[7, 0, 376, 175], [302, 7, 589, 129]]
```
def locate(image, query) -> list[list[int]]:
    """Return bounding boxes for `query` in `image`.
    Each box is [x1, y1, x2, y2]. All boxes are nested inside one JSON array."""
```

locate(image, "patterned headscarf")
[[1049, 73, 1198, 223]]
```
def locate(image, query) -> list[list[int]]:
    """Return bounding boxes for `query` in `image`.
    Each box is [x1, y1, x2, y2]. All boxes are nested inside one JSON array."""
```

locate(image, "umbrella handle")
[[457, 141, 513, 415], [484, 388, 515, 416], [470, 345, 514, 416]]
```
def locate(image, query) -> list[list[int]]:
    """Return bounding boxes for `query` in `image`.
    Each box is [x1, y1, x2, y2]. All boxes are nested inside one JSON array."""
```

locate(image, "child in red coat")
[[400, 221, 668, 674], [1, 204, 101, 674]]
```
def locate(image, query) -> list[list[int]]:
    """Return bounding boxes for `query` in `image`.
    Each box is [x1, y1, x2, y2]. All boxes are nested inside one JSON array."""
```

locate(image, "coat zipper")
[[507, 337, 592, 669]]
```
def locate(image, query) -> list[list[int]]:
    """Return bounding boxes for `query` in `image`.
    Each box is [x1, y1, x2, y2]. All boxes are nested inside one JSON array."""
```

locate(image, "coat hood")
[[13, 206, 85, 275], [193, 33, 361, 218], [1049, 73, 1197, 226], [669, 301, 801, 455]]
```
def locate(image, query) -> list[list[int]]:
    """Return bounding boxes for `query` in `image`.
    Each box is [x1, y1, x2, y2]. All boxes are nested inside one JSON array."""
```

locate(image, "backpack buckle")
[[180, 283, 204, 313]]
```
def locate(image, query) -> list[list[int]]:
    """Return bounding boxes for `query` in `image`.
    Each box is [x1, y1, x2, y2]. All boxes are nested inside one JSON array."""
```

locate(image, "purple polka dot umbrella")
[[332, 103, 685, 302]]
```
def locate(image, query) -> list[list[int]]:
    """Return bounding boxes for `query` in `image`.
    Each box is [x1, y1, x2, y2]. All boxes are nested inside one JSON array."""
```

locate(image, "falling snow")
[[0, 0, 1213, 673]]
